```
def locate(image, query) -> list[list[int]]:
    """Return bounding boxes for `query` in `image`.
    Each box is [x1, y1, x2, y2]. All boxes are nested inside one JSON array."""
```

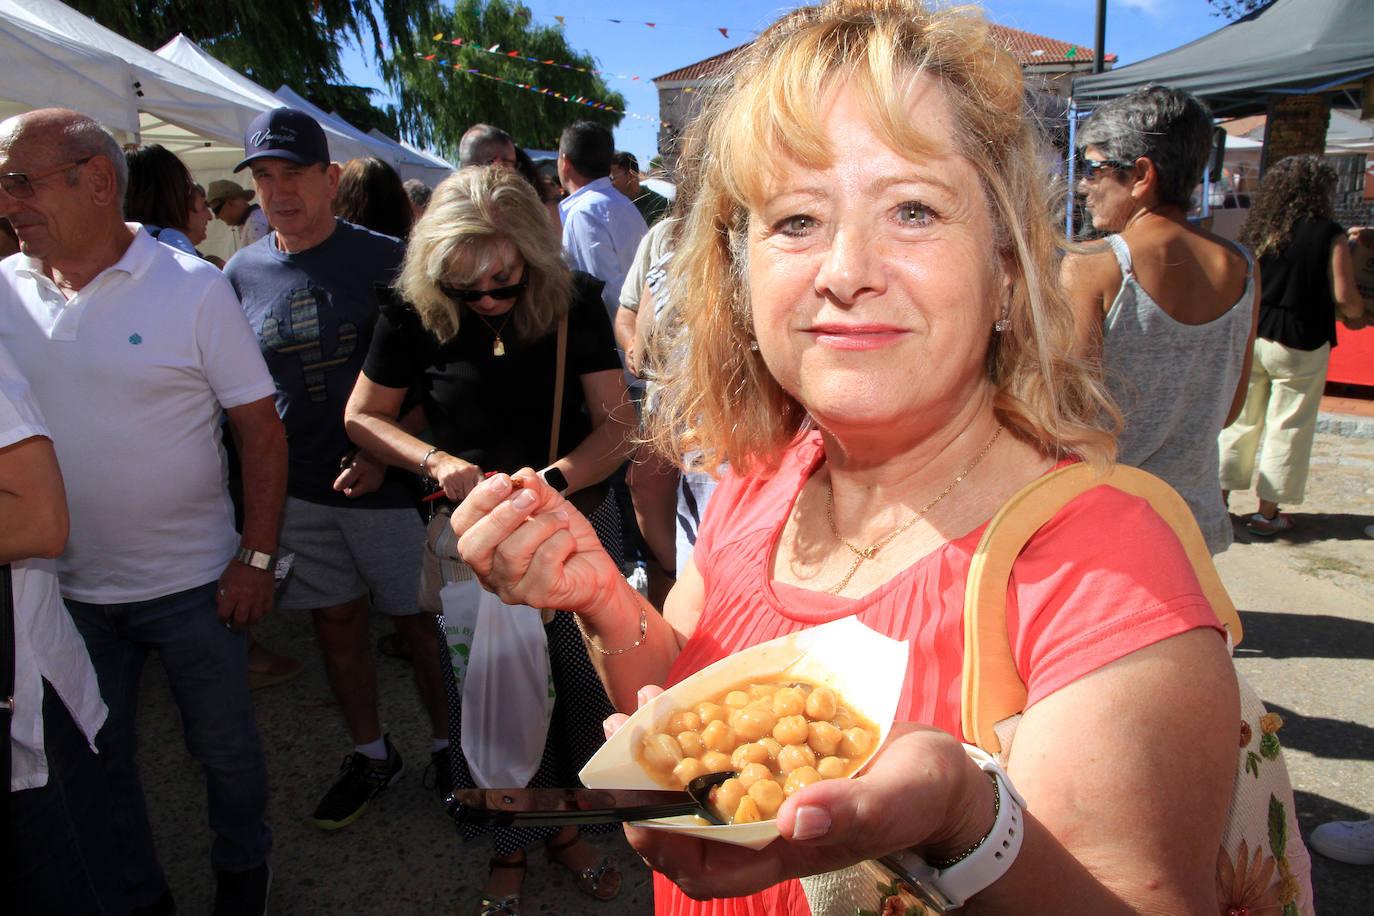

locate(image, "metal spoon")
[[448, 770, 737, 828]]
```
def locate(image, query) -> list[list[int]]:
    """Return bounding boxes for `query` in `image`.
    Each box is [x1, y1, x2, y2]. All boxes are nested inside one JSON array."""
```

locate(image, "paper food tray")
[[579, 616, 908, 850]]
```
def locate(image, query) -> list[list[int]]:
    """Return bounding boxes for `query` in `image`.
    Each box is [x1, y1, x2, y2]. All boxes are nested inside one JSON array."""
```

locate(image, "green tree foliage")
[[67, 0, 431, 135], [381, 0, 625, 157], [1206, 0, 1271, 18]]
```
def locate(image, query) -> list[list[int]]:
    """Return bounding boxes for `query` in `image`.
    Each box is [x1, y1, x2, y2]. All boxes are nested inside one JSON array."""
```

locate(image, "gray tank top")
[[1102, 233, 1254, 554]]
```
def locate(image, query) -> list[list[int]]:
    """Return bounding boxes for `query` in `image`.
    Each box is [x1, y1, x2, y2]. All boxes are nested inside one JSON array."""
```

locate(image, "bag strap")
[[960, 463, 1242, 754], [548, 314, 569, 467]]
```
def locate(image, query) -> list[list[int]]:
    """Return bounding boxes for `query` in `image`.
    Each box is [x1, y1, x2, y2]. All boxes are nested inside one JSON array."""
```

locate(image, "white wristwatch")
[[877, 745, 1026, 912], [235, 546, 275, 571]]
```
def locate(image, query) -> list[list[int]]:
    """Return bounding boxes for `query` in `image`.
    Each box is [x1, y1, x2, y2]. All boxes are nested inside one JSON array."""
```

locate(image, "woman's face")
[[745, 77, 1010, 439], [1078, 146, 1138, 233], [187, 190, 210, 246], [444, 239, 526, 318]]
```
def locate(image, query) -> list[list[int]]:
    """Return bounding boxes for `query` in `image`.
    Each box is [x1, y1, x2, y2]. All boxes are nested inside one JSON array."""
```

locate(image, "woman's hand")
[[333, 450, 386, 498], [451, 471, 630, 619], [604, 689, 994, 901], [430, 452, 484, 502]]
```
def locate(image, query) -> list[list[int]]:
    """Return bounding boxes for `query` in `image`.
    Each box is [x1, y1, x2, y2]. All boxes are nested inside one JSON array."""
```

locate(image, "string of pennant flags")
[[428, 34, 650, 83], [414, 51, 671, 127], [546, 14, 757, 39]]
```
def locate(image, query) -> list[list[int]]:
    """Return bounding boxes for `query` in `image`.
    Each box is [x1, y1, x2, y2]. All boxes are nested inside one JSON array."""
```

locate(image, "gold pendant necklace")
[[474, 312, 514, 356], [824, 425, 1003, 595]]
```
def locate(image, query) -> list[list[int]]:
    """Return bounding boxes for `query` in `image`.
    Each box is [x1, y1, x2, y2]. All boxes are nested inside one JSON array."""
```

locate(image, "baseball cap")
[[234, 107, 330, 172], [206, 179, 254, 209]]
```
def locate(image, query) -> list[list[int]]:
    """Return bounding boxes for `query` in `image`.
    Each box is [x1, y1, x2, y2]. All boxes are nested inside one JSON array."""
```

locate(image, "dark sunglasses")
[[0, 157, 93, 199], [1079, 157, 1136, 180], [438, 275, 529, 304]]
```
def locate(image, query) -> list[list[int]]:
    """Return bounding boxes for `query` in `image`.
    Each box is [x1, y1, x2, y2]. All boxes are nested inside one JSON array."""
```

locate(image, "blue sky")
[[342, 1, 1232, 163]]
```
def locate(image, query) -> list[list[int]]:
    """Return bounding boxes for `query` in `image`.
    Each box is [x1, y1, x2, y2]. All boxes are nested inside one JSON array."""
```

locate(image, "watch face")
[[540, 466, 570, 494]]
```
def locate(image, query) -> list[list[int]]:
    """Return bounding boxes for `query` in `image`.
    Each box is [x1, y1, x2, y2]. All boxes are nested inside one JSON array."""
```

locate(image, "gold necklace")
[[824, 425, 1003, 595], [474, 312, 514, 356]]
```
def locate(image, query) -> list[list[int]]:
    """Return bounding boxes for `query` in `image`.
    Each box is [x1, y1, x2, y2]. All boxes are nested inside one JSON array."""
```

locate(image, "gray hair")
[[1076, 85, 1212, 209], [458, 123, 515, 168], [60, 117, 128, 202]]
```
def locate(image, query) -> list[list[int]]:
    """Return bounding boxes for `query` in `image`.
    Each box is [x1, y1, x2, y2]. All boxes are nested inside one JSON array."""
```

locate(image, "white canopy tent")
[[0, 12, 137, 135]]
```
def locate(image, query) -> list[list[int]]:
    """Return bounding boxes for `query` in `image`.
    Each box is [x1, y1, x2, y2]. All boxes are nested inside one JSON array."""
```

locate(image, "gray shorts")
[[276, 496, 425, 616]]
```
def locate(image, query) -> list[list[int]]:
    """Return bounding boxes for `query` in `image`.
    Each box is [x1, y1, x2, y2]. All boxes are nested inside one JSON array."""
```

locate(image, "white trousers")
[[1218, 338, 1330, 505]]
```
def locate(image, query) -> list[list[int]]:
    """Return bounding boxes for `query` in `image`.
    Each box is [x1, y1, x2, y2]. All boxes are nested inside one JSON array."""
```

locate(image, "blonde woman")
[[451, 1, 1252, 913], [344, 166, 634, 915]]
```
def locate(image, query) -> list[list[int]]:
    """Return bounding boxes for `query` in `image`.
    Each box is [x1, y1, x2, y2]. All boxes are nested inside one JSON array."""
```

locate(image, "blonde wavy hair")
[[648, 0, 1117, 475], [398, 165, 570, 343]]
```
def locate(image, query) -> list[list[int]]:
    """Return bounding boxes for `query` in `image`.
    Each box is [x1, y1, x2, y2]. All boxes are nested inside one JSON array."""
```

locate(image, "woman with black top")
[[1220, 155, 1367, 535], [344, 165, 633, 916]]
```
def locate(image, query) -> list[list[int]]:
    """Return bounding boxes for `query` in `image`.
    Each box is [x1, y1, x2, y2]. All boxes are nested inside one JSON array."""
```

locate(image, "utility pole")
[[1093, 0, 1107, 74]]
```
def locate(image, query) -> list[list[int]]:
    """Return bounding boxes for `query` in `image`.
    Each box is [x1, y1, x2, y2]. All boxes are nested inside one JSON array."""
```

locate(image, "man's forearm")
[[234, 422, 288, 554]]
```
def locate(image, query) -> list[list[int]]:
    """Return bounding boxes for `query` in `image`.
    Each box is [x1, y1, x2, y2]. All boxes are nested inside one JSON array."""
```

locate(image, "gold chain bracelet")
[[576, 606, 649, 656]]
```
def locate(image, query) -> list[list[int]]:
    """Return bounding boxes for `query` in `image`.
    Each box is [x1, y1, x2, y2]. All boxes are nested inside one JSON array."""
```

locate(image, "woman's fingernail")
[[511, 488, 536, 509], [489, 473, 511, 491], [792, 805, 832, 841], [553, 508, 570, 522], [636, 687, 655, 707], [603, 720, 616, 740]]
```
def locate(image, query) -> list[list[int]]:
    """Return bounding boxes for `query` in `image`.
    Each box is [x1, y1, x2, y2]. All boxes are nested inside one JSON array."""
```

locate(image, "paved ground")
[[135, 426, 1374, 914]]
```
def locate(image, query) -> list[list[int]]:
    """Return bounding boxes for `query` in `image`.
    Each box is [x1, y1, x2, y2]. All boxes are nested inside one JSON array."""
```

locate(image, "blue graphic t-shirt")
[[226, 219, 411, 508]]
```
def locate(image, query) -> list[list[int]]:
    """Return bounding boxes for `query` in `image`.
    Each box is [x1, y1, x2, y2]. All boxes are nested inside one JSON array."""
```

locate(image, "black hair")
[[558, 121, 614, 180]]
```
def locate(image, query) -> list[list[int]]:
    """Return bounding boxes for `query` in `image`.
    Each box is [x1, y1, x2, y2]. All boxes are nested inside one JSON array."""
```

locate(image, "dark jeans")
[[5, 680, 128, 914], [65, 581, 271, 906]]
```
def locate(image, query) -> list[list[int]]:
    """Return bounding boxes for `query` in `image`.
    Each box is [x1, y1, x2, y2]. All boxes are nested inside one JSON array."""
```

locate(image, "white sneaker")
[[1364, 524, 1374, 539], [1308, 818, 1374, 865]]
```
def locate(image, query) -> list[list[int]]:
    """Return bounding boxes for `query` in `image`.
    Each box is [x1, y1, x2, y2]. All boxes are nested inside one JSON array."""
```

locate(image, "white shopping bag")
[[457, 588, 556, 788]]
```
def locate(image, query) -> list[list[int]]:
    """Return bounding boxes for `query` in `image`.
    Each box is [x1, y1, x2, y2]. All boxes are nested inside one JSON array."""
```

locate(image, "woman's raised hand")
[[451, 471, 628, 617], [430, 452, 485, 502]]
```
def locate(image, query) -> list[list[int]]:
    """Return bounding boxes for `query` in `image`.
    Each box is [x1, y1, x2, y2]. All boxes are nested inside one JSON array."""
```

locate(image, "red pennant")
[[719, 28, 729, 38]]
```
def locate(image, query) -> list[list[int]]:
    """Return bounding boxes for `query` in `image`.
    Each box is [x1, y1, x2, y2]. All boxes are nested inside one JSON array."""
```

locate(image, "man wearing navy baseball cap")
[[225, 108, 446, 836]]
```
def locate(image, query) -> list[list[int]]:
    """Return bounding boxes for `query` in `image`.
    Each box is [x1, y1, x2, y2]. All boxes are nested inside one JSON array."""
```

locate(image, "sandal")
[[1245, 512, 1294, 537], [545, 831, 622, 902], [476, 852, 525, 916]]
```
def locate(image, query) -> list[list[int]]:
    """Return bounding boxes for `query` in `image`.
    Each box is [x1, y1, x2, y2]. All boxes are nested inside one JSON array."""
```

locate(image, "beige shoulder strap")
[[548, 314, 569, 467], [961, 463, 1241, 754]]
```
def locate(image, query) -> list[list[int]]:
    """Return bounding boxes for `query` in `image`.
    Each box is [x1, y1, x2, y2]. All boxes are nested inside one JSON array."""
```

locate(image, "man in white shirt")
[[0, 108, 287, 916], [0, 337, 122, 913], [557, 120, 647, 324]]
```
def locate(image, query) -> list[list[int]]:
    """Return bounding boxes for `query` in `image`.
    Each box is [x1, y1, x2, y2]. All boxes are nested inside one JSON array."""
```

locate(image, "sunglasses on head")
[[0, 157, 93, 199], [1079, 157, 1136, 179], [438, 275, 529, 304]]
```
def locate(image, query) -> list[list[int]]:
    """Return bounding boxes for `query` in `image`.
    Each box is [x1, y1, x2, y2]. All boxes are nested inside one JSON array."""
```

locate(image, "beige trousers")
[[1218, 338, 1330, 505]]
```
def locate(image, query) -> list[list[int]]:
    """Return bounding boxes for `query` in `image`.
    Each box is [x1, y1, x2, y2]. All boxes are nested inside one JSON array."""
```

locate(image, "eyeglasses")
[[438, 275, 529, 304], [0, 157, 93, 199], [1079, 158, 1136, 181]]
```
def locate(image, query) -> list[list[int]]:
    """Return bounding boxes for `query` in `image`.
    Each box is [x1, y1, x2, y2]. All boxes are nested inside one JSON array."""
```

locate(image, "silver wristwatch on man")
[[234, 546, 275, 571]]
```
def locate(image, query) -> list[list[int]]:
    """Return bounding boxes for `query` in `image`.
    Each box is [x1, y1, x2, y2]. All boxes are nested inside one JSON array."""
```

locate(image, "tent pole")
[[1093, 0, 1107, 75]]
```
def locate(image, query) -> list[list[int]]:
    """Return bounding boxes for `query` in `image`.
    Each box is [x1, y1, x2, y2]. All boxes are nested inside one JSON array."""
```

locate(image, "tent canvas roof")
[[1072, 0, 1374, 115], [0, 13, 136, 133]]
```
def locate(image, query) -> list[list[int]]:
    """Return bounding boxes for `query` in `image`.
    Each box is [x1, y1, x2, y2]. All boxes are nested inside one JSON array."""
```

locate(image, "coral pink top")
[[652, 433, 1222, 916]]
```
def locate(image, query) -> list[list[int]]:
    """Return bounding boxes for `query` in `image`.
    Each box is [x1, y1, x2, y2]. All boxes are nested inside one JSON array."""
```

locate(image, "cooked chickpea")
[[701, 719, 736, 753], [747, 778, 784, 818], [784, 766, 822, 796], [777, 744, 816, 774], [817, 756, 849, 779], [695, 702, 727, 725], [738, 762, 773, 788], [712, 777, 746, 816], [672, 757, 706, 786], [807, 721, 842, 756], [724, 690, 750, 709], [667, 710, 701, 733], [732, 704, 778, 742], [805, 687, 838, 721], [771, 687, 806, 717], [643, 733, 683, 770], [676, 731, 704, 758], [840, 727, 873, 758], [830, 707, 854, 730], [701, 751, 733, 773], [758, 737, 783, 759], [773, 715, 809, 745], [733, 796, 762, 824], [748, 683, 777, 700], [731, 742, 770, 769]]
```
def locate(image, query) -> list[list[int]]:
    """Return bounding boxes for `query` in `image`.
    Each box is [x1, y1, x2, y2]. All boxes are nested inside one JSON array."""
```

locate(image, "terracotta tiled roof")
[[652, 23, 1111, 84]]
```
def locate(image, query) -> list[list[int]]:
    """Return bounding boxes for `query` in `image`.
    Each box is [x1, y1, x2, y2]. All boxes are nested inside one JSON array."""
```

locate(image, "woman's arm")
[[1225, 260, 1262, 428], [543, 368, 635, 495], [1059, 249, 1113, 360], [1331, 234, 1366, 325], [624, 627, 1238, 915], [0, 434, 68, 564], [344, 375, 482, 501]]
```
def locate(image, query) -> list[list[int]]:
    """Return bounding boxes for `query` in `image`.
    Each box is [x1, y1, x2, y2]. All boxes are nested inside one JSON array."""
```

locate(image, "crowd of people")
[[4, 1, 1373, 915]]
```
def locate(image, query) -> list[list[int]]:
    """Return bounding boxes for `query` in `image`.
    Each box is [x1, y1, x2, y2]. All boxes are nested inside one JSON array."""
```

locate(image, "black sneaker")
[[312, 735, 404, 829], [423, 745, 453, 799], [213, 863, 271, 916]]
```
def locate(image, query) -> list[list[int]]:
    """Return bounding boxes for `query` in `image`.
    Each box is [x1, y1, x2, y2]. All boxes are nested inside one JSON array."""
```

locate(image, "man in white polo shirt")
[[0, 108, 287, 916]]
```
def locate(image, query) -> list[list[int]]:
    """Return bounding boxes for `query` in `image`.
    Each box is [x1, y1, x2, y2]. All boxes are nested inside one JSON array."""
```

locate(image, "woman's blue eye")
[[896, 202, 933, 225], [778, 215, 817, 236]]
